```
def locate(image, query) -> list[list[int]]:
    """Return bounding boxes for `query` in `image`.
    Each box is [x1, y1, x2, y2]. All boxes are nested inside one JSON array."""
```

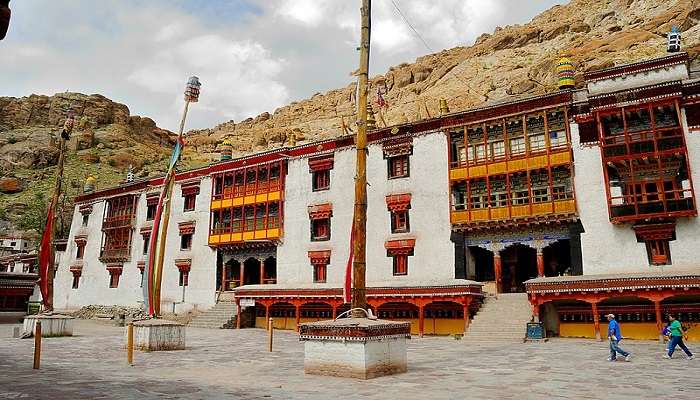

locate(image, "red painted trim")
[[308, 203, 333, 220]]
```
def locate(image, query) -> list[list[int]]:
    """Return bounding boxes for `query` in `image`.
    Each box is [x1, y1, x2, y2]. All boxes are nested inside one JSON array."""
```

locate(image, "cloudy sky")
[[1, 0, 566, 131]]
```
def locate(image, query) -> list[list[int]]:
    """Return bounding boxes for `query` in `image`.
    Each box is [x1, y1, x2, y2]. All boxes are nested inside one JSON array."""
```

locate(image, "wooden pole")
[[351, 0, 371, 318], [45, 123, 70, 312], [268, 318, 273, 352], [33, 321, 42, 369], [127, 323, 134, 365], [153, 101, 190, 316]]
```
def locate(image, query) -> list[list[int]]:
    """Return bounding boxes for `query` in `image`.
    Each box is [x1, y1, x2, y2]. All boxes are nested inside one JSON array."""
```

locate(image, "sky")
[[1, 0, 566, 132]]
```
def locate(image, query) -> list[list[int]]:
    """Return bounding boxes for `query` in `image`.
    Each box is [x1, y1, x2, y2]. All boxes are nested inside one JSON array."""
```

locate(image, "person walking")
[[664, 314, 694, 360], [606, 314, 631, 362]]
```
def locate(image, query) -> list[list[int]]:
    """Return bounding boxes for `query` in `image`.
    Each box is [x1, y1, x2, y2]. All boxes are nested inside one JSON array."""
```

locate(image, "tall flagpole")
[[145, 76, 201, 317], [351, 0, 371, 317], [39, 113, 74, 312]]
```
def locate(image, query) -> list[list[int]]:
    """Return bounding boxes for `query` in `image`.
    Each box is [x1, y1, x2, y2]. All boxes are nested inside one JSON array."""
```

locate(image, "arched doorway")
[[500, 244, 537, 292], [543, 240, 572, 277]]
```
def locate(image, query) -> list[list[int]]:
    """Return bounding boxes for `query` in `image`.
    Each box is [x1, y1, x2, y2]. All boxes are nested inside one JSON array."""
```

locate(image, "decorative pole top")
[[184, 76, 202, 103]]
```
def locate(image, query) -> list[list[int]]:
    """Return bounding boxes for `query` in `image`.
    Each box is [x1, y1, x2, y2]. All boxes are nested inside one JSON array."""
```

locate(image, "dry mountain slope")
[[185, 0, 700, 161]]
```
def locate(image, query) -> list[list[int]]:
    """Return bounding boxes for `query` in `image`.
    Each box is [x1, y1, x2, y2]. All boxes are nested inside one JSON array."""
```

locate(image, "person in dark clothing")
[[0, 0, 10, 40]]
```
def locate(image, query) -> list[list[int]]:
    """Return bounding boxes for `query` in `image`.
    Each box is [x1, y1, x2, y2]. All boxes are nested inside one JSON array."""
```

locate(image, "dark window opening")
[[72, 275, 80, 289], [76, 244, 85, 259], [146, 204, 157, 221], [179, 270, 189, 287], [109, 273, 120, 288], [184, 194, 196, 212], [312, 170, 330, 191], [646, 239, 671, 266], [143, 236, 150, 255], [391, 210, 410, 233], [180, 233, 193, 250], [311, 219, 330, 241], [82, 214, 89, 227]]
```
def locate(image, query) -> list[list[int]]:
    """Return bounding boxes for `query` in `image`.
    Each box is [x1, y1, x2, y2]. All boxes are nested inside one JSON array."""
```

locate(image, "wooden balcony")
[[451, 199, 577, 227]]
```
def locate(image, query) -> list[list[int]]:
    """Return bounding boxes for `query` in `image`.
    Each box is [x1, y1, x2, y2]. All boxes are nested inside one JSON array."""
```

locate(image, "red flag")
[[375, 87, 387, 108], [343, 220, 355, 304], [38, 206, 55, 306]]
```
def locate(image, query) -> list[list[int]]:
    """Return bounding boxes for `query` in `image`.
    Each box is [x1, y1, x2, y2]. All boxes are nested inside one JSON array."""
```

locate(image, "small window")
[[109, 273, 120, 288], [82, 214, 89, 227], [311, 219, 330, 241], [139, 269, 144, 288], [143, 236, 150, 255], [388, 155, 409, 179], [529, 134, 546, 152], [72, 275, 80, 289], [313, 264, 327, 283], [312, 170, 330, 191], [180, 233, 193, 250], [10, 241, 15, 247], [146, 204, 157, 221], [76, 243, 85, 259], [183, 194, 196, 212], [509, 137, 526, 156], [391, 210, 410, 233], [532, 188, 550, 203], [646, 240, 671, 266], [179, 270, 189, 287], [393, 255, 408, 276]]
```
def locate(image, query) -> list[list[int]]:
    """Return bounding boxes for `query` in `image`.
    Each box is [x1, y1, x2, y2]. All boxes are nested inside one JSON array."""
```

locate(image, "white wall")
[[587, 64, 688, 95], [54, 177, 217, 312], [277, 132, 455, 287], [571, 118, 700, 275]]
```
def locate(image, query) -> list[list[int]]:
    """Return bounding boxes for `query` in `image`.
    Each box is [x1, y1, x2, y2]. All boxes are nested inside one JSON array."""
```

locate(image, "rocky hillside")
[[2, 0, 700, 241], [0, 93, 183, 241], [186, 0, 700, 160]]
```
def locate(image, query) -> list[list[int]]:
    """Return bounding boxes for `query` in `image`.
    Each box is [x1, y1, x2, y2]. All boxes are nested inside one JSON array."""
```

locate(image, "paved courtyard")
[[0, 320, 699, 400]]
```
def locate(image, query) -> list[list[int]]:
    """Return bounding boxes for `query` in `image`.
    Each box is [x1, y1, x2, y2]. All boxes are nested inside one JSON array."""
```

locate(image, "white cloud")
[[0, 0, 565, 131]]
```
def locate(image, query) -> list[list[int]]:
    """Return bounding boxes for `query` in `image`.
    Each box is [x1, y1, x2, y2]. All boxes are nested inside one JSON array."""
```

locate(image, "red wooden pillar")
[[494, 254, 502, 294], [240, 261, 245, 287], [418, 304, 425, 338], [536, 250, 545, 278], [259, 258, 265, 284], [532, 302, 540, 323], [235, 298, 241, 329], [264, 302, 270, 322], [591, 302, 601, 341], [654, 300, 663, 342], [221, 263, 227, 291], [462, 298, 471, 333], [332, 304, 338, 319], [295, 303, 301, 332]]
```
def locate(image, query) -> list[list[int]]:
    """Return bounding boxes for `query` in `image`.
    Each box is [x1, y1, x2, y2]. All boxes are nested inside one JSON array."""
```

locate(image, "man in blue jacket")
[[606, 314, 631, 362]]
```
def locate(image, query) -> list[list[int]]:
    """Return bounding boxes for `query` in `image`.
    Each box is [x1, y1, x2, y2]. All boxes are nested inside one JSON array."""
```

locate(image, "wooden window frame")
[[72, 274, 80, 289], [179, 270, 189, 287], [388, 155, 410, 179], [313, 263, 327, 283], [645, 239, 671, 266], [312, 169, 331, 191], [311, 218, 331, 241], [109, 272, 120, 288], [76, 243, 85, 259], [391, 210, 410, 234], [180, 233, 193, 251], [183, 194, 196, 212], [146, 204, 157, 221], [392, 255, 408, 276]]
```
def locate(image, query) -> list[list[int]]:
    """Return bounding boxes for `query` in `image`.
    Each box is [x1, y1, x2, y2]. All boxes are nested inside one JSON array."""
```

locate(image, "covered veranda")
[[233, 282, 484, 337]]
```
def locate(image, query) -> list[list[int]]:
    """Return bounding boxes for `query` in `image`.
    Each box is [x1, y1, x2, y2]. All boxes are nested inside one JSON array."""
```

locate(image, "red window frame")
[[312, 170, 330, 191], [109, 273, 120, 288], [180, 233, 193, 250], [392, 255, 408, 276], [311, 218, 330, 241], [76, 243, 85, 259], [645, 239, 671, 266], [179, 270, 189, 286], [391, 210, 409, 233], [313, 264, 327, 283], [72, 275, 80, 289], [146, 204, 157, 221], [183, 194, 196, 212], [388, 155, 409, 179]]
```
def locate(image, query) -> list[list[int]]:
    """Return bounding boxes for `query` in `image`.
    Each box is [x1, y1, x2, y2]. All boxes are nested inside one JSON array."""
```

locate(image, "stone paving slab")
[[0, 321, 699, 399]]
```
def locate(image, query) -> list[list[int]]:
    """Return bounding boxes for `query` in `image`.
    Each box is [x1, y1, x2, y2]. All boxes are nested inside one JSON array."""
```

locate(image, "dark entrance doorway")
[[468, 246, 494, 282], [501, 244, 537, 293], [243, 258, 261, 286], [543, 239, 572, 277]]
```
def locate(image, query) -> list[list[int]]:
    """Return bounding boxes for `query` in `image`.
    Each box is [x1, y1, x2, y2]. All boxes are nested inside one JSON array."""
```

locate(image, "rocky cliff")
[[186, 0, 700, 160], [2, 0, 700, 239], [0, 93, 180, 239]]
